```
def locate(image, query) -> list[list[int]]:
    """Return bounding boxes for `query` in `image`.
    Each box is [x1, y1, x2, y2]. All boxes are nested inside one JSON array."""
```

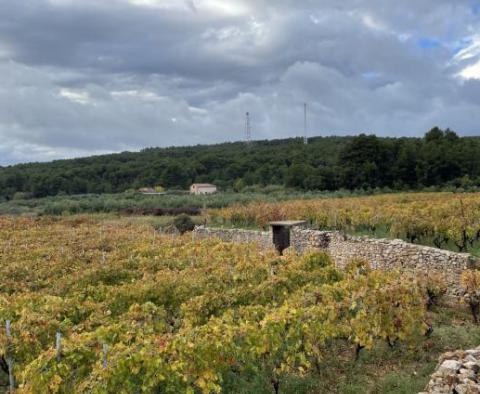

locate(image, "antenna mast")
[[245, 112, 251, 144], [303, 103, 308, 145]]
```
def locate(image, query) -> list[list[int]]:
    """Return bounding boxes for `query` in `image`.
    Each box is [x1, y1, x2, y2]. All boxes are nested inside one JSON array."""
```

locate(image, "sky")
[[1, 0, 480, 165]]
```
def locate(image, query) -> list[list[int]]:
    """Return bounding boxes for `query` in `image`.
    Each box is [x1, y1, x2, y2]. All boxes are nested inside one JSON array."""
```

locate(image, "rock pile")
[[420, 347, 480, 393]]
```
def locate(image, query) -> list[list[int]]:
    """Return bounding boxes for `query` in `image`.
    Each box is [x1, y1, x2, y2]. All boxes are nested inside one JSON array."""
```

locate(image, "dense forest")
[[1, 127, 479, 200]]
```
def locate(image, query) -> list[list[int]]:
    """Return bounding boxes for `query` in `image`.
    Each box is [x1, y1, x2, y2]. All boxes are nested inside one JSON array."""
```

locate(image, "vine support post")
[[102, 344, 108, 369], [6, 320, 15, 392], [56, 332, 62, 361]]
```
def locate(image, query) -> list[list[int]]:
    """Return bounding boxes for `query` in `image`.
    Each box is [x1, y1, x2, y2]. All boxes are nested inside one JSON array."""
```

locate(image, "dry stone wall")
[[291, 228, 478, 294], [193, 226, 478, 294], [193, 226, 273, 250], [420, 347, 480, 393]]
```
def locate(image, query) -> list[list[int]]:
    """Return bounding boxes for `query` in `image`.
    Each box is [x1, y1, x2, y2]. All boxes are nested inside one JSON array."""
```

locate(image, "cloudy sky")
[[1, 0, 480, 165]]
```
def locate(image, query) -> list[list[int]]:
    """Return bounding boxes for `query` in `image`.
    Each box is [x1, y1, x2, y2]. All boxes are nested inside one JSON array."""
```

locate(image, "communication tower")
[[304, 103, 308, 145], [245, 112, 251, 144]]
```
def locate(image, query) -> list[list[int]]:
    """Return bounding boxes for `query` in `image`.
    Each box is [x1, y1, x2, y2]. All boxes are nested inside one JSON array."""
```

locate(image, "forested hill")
[[1, 127, 480, 199]]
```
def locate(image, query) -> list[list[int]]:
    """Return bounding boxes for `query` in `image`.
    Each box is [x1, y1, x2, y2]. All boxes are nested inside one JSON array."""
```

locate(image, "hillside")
[[1, 128, 480, 199], [0, 136, 348, 199]]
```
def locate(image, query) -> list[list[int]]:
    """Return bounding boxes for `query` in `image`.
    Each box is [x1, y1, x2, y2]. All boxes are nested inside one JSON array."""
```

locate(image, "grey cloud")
[[0, 0, 480, 165]]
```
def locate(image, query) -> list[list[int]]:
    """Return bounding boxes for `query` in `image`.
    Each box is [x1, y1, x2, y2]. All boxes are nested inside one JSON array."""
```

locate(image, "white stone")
[[464, 360, 479, 370], [439, 360, 462, 373], [459, 369, 476, 381], [454, 384, 469, 394], [466, 349, 480, 357]]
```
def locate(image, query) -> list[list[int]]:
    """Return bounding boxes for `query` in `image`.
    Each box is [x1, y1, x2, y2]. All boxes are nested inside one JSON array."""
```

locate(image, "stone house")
[[190, 183, 217, 195]]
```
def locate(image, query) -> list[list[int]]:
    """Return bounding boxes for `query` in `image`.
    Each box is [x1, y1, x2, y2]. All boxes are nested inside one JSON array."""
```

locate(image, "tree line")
[[1, 127, 479, 200]]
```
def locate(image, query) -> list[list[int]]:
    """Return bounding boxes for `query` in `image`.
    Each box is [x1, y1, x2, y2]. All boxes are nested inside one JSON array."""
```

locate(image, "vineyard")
[[1, 216, 480, 393], [210, 192, 480, 255]]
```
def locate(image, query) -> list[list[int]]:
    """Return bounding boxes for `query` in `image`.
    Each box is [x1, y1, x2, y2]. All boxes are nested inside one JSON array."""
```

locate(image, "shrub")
[[345, 258, 372, 277], [417, 273, 448, 309], [173, 214, 195, 235], [461, 270, 480, 323], [12, 192, 34, 200], [301, 251, 332, 270], [120, 207, 201, 216]]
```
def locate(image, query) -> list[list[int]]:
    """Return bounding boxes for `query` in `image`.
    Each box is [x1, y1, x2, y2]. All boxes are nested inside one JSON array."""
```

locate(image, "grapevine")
[[0, 216, 429, 393]]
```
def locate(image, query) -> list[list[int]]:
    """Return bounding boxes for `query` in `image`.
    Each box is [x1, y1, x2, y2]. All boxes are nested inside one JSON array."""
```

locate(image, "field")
[[1, 215, 480, 393], [210, 192, 480, 255], [4, 190, 480, 255], [0, 189, 373, 216]]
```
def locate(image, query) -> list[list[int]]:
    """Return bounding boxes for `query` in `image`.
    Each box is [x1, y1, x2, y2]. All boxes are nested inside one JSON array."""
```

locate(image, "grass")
[[337, 304, 480, 393], [220, 302, 480, 393]]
